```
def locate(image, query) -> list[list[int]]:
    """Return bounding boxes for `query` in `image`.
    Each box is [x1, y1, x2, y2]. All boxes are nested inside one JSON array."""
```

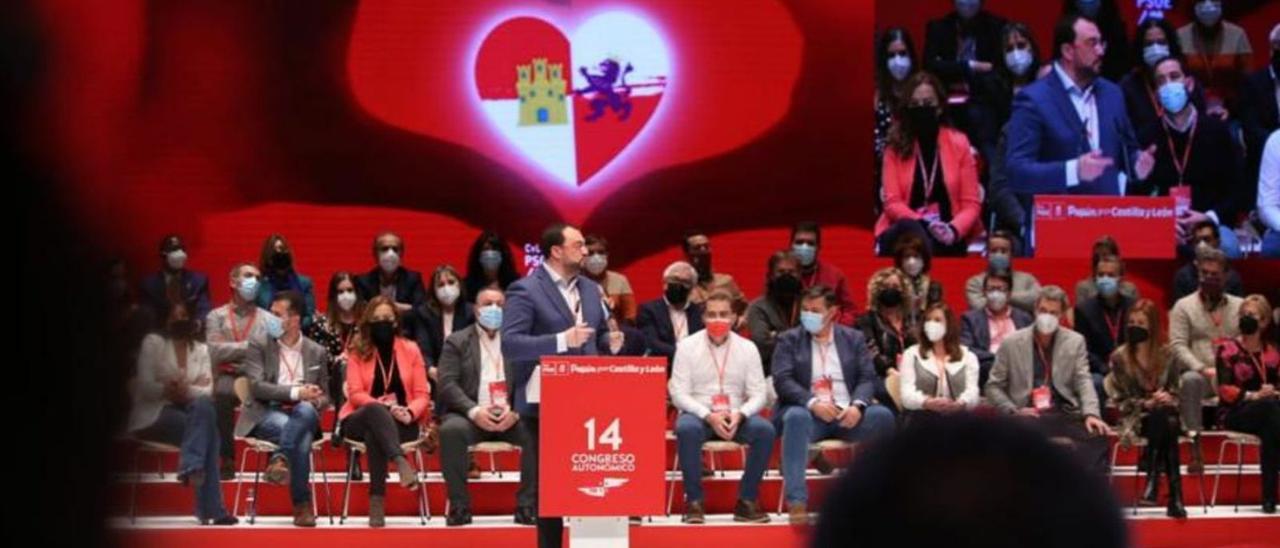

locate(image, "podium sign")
[[1034, 196, 1176, 258], [539, 356, 667, 517]]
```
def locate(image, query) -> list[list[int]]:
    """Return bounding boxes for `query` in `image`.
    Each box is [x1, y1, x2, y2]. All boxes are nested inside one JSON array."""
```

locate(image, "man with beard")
[[682, 229, 747, 319]]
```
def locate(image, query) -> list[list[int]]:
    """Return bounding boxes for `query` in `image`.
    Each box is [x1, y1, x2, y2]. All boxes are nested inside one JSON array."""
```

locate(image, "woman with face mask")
[[856, 268, 920, 393], [462, 231, 519, 303], [1104, 299, 1186, 518], [255, 233, 318, 328], [875, 27, 920, 217], [1120, 18, 1212, 136], [1060, 0, 1130, 81], [989, 21, 1042, 122], [1213, 295, 1280, 514], [307, 272, 366, 429], [876, 71, 985, 257], [892, 231, 944, 320], [897, 302, 980, 417], [416, 265, 475, 369], [1177, 0, 1254, 116], [583, 234, 636, 325]]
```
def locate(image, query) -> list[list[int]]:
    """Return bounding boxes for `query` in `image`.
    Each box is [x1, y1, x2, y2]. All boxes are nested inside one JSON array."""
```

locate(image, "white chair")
[[339, 435, 433, 524], [125, 437, 180, 524], [1108, 435, 1205, 515], [1210, 431, 1263, 512]]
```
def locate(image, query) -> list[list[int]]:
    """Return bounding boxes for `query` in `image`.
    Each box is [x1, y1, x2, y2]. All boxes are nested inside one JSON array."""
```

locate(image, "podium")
[[539, 356, 668, 547], [1033, 196, 1177, 258]]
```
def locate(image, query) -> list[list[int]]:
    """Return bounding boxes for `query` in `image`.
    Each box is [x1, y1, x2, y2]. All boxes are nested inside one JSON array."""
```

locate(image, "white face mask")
[[902, 257, 924, 277], [1035, 313, 1060, 335], [887, 54, 912, 81], [336, 290, 357, 312], [585, 253, 608, 276], [986, 290, 1009, 311], [166, 249, 188, 270], [1005, 47, 1033, 76], [379, 250, 400, 274], [924, 320, 947, 342], [435, 283, 460, 306]]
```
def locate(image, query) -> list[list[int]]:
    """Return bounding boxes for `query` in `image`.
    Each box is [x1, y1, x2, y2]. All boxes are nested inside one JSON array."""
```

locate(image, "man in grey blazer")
[[237, 290, 331, 527], [438, 287, 534, 526], [986, 286, 1112, 475]]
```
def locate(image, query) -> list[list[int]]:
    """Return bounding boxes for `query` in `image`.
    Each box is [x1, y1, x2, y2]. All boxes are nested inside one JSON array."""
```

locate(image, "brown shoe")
[[787, 502, 808, 526], [467, 455, 482, 480], [369, 495, 385, 528], [395, 456, 420, 490], [682, 500, 705, 524], [292, 502, 317, 527], [264, 455, 290, 486], [733, 499, 770, 523]]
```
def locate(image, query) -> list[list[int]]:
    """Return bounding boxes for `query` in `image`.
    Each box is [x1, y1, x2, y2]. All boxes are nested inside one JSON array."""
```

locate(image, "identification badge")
[[1170, 185, 1192, 217], [813, 377, 834, 405], [711, 393, 731, 414], [489, 381, 509, 409], [1031, 385, 1052, 411]]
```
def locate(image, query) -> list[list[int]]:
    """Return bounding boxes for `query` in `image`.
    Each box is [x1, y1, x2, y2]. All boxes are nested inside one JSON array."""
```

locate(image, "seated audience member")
[[790, 221, 857, 325], [1104, 298, 1186, 517], [1121, 18, 1211, 137], [1170, 221, 1245, 302], [637, 261, 704, 370], [986, 285, 1112, 475], [605, 316, 647, 357], [463, 231, 519, 301], [415, 265, 475, 369], [875, 27, 920, 207], [140, 234, 212, 331], [876, 71, 984, 257], [1213, 294, 1280, 514], [1072, 251, 1134, 404], [1240, 26, 1280, 186], [1169, 247, 1242, 472], [898, 302, 980, 415], [682, 229, 747, 316], [1177, 0, 1253, 116], [856, 267, 920, 407], [1005, 15, 1154, 199], [774, 286, 895, 525], [205, 262, 273, 478], [892, 233, 943, 320], [922, 0, 1007, 146], [306, 272, 363, 420], [127, 302, 237, 525], [1131, 55, 1245, 258], [255, 234, 318, 327], [337, 296, 429, 528], [747, 250, 803, 378], [960, 271, 1032, 386], [583, 234, 637, 325], [978, 21, 1043, 156], [1074, 236, 1138, 304], [669, 292, 775, 524], [1060, 0, 1130, 82], [965, 229, 1040, 313], [238, 290, 331, 527], [1259, 131, 1280, 258], [812, 415, 1127, 548], [437, 288, 537, 526], [355, 232, 427, 332]]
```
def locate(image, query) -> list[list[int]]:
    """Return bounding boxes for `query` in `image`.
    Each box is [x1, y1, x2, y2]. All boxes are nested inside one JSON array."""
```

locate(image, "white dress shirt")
[[668, 330, 768, 419], [665, 297, 691, 341], [278, 335, 304, 401], [470, 330, 506, 419], [1054, 62, 1127, 194], [545, 263, 583, 353], [1259, 130, 1280, 233], [808, 336, 852, 408]]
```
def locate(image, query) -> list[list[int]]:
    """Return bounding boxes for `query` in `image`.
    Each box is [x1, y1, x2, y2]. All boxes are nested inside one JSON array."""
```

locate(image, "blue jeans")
[[1261, 229, 1280, 258], [674, 412, 775, 503], [1218, 223, 1242, 259], [779, 404, 895, 504], [136, 396, 229, 521], [249, 403, 320, 504]]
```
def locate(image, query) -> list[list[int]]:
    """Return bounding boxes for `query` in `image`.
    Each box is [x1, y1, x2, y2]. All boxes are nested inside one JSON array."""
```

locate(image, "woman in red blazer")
[[339, 295, 430, 526], [875, 71, 984, 257]]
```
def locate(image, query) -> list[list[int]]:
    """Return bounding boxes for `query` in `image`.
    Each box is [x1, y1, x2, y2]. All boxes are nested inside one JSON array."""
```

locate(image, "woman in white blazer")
[[898, 302, 980, 413]]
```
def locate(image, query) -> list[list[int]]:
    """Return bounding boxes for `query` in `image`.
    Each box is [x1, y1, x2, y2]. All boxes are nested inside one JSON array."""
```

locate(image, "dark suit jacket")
[[959, 306, 1033, 371], [923, 11, 1007, 88], [772, 325, 877, 410], [140, 269, 212, 328], [1073, 295, 1134, 376], [415, 301, 475, 366], [236, 334, 331, 437], [636, 298, 705, 367], [1240, 67, 1280, 181], [501, 266, 613, 417], [436, 324, 517, 416], [356, 266, 427, 337]]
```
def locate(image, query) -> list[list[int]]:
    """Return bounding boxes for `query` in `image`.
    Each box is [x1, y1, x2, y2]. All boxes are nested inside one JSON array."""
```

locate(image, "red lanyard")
[[1163, 117, 1198, 186], [279, 343, 300, 383], [1239, 341, 1269, 385], [227, 308, 256, 342], [915, 146, 941, 201], [709, 337, 732, 392], [1144, 82, 1164, 119], [816, 338, 836, 379], [374, 349, 396, 389], [1102, 308, 1123, 343], [480, 334, 505, 381], [1035, 341, 1053, 387]]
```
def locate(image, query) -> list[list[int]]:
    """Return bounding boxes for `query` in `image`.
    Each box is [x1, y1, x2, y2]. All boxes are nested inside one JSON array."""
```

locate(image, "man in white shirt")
[[669, 291, 774, 524], [1259, 131, 1280, 257]]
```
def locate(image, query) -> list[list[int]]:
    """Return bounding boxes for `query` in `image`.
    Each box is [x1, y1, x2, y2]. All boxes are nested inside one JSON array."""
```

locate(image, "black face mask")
[[271, 251, 292, 270], [907, 106, 940, 142], [370, 320, 396, 347], [665, 283, 691, 306], [167, 319, 197, 340], [878, 287, 904, 308], [769, 274, 803, 298], [1125, 325, 1150, 345], [1239, 315, 1260, 336]]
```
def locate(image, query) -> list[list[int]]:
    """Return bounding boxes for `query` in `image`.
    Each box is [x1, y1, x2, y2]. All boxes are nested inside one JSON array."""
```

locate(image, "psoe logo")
[[577, 477, 629, 498]]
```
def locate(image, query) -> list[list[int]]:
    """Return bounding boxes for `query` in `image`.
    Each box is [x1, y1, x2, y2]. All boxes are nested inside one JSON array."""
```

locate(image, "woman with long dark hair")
[[463, 231, 519, 301]]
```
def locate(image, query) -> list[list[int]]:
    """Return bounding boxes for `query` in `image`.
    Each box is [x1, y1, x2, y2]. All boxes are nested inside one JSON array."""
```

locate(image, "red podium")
[[1034, 196, 1177, 258]]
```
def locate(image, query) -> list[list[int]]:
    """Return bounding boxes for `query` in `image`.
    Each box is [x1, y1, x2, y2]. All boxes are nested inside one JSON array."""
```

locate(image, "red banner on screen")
[[538, 356, 667, 517], [1034, 196, 1177, 259]]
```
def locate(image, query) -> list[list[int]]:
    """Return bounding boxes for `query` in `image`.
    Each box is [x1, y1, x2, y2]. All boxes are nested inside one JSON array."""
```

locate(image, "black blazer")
[[1240, 68, 1280, 178], [1133, 111, 1247, 225], [1073, 295, 1134, 376], [923, 11, 1007, 87], [636, 298, 704, 367], [355, 266, 427, 336], [414, 301, 475, 366], [140, 269, 212, 329]]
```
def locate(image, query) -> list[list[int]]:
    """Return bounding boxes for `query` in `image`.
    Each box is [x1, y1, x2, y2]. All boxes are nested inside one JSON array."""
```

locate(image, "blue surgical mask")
[[477, 304, 503, 331], [887, 54, 912, 81], [1158, 81, 1188, 114], [1005, 47, 1033, 76], [237, 276, 260, 301], [800, 311, 826, 335], [988, 252, 1011, 272], [1096, 275, 1119, 297], [1195, 1, 1221, 27], [1143, 43, 1170, 68], [479, 249, 503, 271], [264, 313, 284, 339], [792, 243, 816, 266], [1075, 0, 1101, 17]]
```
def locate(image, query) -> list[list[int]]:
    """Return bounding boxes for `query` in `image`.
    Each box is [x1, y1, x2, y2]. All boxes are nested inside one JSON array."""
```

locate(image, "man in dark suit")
[[960, 271, 1032, 387], [1005, 15, 1155, 199], [437, 287, 534, 526], [773, 285, 895, 524], [237, 290, 331, 527], [501, 223, 616, 548], [1071, 254, 1133, 405], [1239, 29, 1280, 188], [922, 0, 1007, 149], [140, 234, 212, 331], [355, 231, 427, 337], [637, 261, 704, 371]]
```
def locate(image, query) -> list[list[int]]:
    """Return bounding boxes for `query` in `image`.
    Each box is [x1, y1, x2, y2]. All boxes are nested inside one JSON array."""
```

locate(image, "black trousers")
[[439, 412, 535, 509], [341, 404, 419, 496], [1139, 407, 1181, 455], [524, 416, 563, 548], [1225, 400, 1280, 502], [1034, 412, 1111, 477]]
